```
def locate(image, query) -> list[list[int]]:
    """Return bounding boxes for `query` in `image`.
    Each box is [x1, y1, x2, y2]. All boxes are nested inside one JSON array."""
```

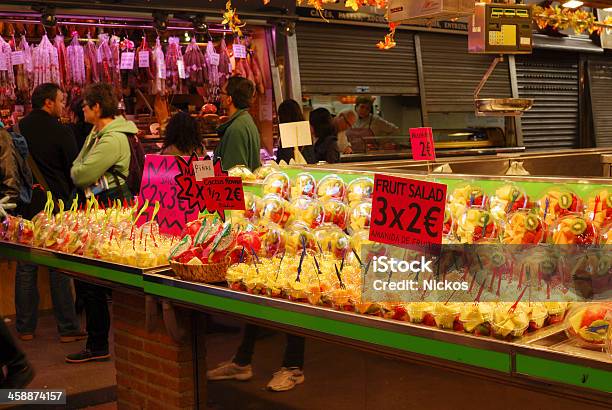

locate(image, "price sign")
[[158, 63, 167, 79], [209, 52, 220, 66], [175, 155, 245, 221], [410, 127, 436, 161], [0, 54, 7, 71], [177, 59, 186, 79], [11, 51, 24, 65], [138, 51, 149, 68], [138, 154, 203, 235], [193, 160, 214, 181], [369, 174, 447, 247], [120, 52, 135, 70], [233, 44, 247, 59]]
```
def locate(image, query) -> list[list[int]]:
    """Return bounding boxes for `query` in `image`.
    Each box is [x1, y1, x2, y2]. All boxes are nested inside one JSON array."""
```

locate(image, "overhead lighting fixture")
[[36, 6, 57, 27], [562, 1, 583, 8], [152, 11, 169, 32]]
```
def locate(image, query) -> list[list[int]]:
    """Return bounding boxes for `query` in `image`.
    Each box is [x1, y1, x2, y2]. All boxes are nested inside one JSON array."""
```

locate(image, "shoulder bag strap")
[[26, 155, 50, 192]]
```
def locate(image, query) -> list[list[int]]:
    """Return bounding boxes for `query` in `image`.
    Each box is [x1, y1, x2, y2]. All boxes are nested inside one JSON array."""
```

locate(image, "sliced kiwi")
[[570, 218, 587, 236], [525, 214, 539, 232], [558, 192, 573, 210]]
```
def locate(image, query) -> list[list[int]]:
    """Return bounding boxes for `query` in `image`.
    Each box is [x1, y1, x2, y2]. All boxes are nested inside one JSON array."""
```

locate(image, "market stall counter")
[[0, 166, 611, 409]]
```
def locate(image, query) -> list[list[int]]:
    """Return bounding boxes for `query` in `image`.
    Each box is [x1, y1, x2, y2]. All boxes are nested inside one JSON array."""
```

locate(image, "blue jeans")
[[15, 262, 80, 336]]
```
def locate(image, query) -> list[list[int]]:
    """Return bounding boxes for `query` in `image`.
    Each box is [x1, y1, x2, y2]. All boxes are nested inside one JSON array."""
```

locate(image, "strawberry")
[[453, 320, 464, 332], [423, 313, 436, 327]]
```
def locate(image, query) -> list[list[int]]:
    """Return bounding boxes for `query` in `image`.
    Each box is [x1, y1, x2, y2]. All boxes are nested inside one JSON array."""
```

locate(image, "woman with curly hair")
[[161, 111, 206, 156]]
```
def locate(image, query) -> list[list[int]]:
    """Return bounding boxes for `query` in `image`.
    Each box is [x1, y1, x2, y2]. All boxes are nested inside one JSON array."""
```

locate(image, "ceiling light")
[[192, 15, 208, 34], [40, 7, 57, 27], [562, 1, 583, 9]]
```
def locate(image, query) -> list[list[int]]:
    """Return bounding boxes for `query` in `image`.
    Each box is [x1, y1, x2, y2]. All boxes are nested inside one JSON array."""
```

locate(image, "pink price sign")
[[138, 155, 201, 235], [410, 127, 436, 161]]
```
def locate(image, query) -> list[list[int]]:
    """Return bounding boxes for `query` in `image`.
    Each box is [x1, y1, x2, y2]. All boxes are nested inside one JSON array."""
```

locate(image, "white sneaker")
[[207, 361, 253, 381], [266, 367, 304, 392]]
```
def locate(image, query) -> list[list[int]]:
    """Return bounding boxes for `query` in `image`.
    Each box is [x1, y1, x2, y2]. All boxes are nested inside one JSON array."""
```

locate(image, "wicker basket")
[[170, 260, 230, 283]]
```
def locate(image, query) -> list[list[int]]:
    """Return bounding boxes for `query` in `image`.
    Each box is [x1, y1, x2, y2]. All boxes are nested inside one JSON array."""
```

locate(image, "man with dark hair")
[[214, 76, 261, 171], [15, 83, 85, 344], [67, 82, 136, 364]]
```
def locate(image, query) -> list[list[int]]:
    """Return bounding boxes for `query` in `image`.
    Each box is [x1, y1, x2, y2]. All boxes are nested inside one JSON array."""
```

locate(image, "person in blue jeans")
[[15, 83, 86, 343]]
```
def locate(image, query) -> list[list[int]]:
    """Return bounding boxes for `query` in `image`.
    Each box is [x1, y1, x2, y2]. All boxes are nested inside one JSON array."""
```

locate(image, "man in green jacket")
[[214, 76, 261, 171]]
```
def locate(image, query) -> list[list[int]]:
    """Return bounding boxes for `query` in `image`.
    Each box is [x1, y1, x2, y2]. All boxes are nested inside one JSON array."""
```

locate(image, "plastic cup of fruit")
[[322, 199, 349, 230], [348, 200, 372, 234], [528, 304, 549, 332], [406, 302, 433, 324], [263, 171, 291, 199], [259, 194, 286, 226], [347, 177, 374, 206], [544, 302, 568, 325], [383, 303, 410, 321], [565, 304, 611, 349], [459, 304, 494, 335], [228, 164, 256, 181], [552, 213, 598, 245], [432, 303, 461, 330], [253, 162, 280, 181], [317, 174, 346, 201], [289, 196, 325, 229], [291, 172, 317, 199], [492, 308, 529, 340], [330, 287, 356, 312]]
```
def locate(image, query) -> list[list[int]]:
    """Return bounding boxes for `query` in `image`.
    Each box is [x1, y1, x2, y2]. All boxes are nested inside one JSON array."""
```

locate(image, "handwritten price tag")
[[138, 51, 149, 68], [369, 174, 447, 247], [158, 63, 167, 79], [11, 51, 24, 65], [410, 127, 436, 161], [193, 160, 214, 181], [233, 44, 247, 59], [177, 60, 186, 79], [120, 52, 135, 70], [209, 52, 220, 66], [0, 54, 8, 71]]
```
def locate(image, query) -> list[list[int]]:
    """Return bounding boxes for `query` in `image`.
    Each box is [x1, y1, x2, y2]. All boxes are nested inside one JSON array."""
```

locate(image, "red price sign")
[[369, 174, 447, 247], [410, 127, 436, 161], [174, 155, 245, 221]]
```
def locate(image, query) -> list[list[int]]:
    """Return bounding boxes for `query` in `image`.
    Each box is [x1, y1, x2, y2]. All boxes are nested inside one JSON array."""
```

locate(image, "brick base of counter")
[[112, 290, 206, 410]]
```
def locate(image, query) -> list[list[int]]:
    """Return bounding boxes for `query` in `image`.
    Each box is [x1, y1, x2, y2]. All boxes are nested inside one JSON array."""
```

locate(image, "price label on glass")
[[369, 174, 447, 247], [410, 127, 436, 161]]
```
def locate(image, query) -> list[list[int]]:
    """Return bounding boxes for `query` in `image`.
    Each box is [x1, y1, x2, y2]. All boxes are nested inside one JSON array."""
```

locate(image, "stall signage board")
[[175, 155, 245, 221], [410, 127, 436, 161], [279, 121, 312, 148], [369, 173, 447, 247], [193, 160, 214, 181]]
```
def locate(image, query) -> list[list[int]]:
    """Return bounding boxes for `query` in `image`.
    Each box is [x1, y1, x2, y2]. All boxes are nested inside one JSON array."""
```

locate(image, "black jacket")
[[314, 134, 341, 164], [19, 110, 78, 213]]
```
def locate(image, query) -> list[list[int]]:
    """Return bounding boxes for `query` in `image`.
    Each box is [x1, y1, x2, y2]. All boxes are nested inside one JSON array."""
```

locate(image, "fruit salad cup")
[[492, 304, 529, 340], [228, 164, 256, 181], [457, 208, 499, 244], [317, 174, 346, 201], [231, 191, 260, 221], [459, 303, 494, 336], [448, 184, 486, 221], [551, 213, 598, 245], [291, 172, 317, 199], [289, 196, 325, 229], [263, 172, 291, 199], [432, 303, 462, 330], [490, 184, 530, 222], [348, 200, 372, 234], [382, 302, 410, 321], [313, 225, 350, 259], [258, 223, 286, 257], [502, 210, 545, 245], [253, 161, 280, 181], [407, 302, 434, 324], [346, 177, 374, 206], [565, 303, 611, 349], [527, 303, 549, 332], [259, 194, 288, 226], [322, 199, 348, 230], [538, 189, 584, 226], [545, 301, 569, 325], [587, 190, 612, 229], [285, 222, 316, 255]]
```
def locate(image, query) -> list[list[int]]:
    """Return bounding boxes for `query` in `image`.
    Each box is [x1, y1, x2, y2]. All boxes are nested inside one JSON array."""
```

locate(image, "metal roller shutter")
[[418, 33, 512, 113], [296, 23, 418, 95], [515, 52, 579, 150], [588, 56, 612, 147]]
